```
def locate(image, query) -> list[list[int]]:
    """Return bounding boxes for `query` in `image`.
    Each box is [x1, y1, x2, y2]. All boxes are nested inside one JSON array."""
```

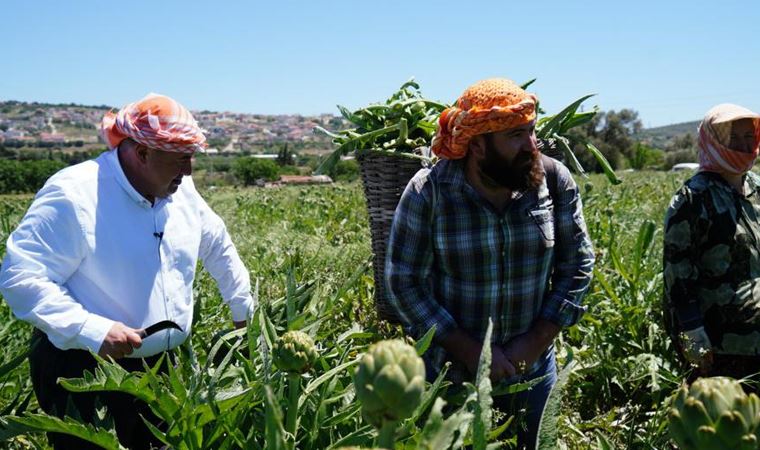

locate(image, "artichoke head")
[[353, 339, 425, 427], [273, 330, 317, 374], [668, 377, 760, 450]]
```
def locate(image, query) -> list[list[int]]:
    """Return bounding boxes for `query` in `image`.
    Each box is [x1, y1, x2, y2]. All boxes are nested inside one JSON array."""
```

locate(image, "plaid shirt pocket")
[[527, 205, 555, 246]]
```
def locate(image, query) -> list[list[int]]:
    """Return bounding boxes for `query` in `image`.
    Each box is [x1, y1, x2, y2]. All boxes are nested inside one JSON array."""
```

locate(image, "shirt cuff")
[[411, 308, 458, 343], [675, 301, 703, 331], [229, 296, 255, 322], [76, 314, 115, 354], [539, 294, 587, 328]]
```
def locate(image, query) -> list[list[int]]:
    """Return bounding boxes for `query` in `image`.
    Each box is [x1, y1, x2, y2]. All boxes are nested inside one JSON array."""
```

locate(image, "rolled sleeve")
[[540, 294, 587, 328], [198, 193, 255, 323], [540, 165, 594, 328], [385, 171, 458, 341]]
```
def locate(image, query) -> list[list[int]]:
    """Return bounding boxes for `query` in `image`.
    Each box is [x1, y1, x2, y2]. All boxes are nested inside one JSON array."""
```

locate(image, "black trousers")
[[29, 330, 169, 450]]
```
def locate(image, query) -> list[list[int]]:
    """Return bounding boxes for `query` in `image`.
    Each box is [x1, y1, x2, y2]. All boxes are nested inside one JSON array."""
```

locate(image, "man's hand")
[[694, 350, 714, 375], [490, 344, 517, 383], [440, 328, 516, 383], [98, 322, 143, 359], [681, 327, 713, 375], [501, 319, 561, 374]]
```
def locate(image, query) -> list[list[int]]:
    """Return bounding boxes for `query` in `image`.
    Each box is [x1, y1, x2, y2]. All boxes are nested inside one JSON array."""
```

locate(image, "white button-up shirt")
[[0, 150, 255, 357]]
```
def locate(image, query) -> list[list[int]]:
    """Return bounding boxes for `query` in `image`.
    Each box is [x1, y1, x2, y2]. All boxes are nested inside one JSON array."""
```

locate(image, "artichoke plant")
[[353, 339, 426, 448], [314, 79, 446, 175], [272, 331, 318, 449], [273, 330, 317, 374], [668, 377, 760, 450]]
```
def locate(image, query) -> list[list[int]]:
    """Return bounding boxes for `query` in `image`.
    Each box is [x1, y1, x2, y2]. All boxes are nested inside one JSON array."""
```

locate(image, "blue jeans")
[[492, 349, 557, 449]]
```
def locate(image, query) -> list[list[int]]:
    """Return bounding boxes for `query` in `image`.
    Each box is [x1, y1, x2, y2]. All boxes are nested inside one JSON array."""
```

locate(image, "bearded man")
[[385, 78, 595, 448], [0, 94, 254, 449]]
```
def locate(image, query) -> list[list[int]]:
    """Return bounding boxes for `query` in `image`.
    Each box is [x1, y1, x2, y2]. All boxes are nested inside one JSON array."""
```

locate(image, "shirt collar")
[[104, 149, 159, 209], [435, 159, 467, 186], [700, 170, 760, 198]]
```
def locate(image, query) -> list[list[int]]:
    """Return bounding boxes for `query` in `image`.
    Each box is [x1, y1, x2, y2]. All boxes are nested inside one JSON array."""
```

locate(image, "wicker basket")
[[537, 138, 564, 163], [357, 150, 430, 323], [357, 141, 558, 323]]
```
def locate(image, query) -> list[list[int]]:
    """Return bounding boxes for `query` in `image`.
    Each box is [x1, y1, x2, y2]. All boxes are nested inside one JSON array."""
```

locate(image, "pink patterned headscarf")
[[698, 103, 760, 175], [100, 93, 206, 153]]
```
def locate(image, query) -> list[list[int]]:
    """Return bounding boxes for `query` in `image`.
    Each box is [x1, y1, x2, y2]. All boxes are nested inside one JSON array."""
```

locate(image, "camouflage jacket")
[[664, 171, 760, 356]]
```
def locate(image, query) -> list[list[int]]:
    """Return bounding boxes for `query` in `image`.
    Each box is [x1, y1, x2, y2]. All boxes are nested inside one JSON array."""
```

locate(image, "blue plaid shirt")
[[385, 158, 594, 380]]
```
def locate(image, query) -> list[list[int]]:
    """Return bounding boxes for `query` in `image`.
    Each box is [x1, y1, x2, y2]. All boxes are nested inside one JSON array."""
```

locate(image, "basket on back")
[[356, 151, 430, 322], [315, 79, 615, 323], [314, 80, 444, 323]]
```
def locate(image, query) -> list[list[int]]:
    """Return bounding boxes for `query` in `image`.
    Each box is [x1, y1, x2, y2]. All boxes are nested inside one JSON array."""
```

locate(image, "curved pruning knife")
[[138, 320, 183, 339]]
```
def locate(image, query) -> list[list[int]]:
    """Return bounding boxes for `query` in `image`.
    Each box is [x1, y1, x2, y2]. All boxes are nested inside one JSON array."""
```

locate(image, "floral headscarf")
[[698, 103, 760, 175]]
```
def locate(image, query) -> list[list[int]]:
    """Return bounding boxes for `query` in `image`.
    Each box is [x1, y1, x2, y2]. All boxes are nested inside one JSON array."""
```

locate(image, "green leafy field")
[[0, 171, 693, 449]]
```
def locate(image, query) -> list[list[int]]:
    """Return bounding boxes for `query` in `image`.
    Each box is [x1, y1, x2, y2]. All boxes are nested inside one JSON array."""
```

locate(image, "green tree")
[[232, 157, 279, 185], [628, 143, 664, 170], [569, 109, 644, 171], [331, 159, 359, 182], [668, 133, 696, 151], [276, 144, 296, 166]]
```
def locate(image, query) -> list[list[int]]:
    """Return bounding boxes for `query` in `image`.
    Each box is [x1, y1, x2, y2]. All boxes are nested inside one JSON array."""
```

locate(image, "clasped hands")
[[446, 319, 560, 384], [471, 332, 546, 383]]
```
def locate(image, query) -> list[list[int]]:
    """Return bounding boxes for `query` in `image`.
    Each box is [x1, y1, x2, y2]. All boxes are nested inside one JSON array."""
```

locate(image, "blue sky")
[[1, 0, 758, 127]]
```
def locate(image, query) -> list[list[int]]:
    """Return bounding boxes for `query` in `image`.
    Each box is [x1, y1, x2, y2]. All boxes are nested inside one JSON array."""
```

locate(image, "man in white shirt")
[[0, 93, 255, 449]]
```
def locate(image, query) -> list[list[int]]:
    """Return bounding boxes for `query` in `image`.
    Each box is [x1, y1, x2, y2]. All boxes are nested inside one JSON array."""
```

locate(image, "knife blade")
[[138, 320, 183, 339]]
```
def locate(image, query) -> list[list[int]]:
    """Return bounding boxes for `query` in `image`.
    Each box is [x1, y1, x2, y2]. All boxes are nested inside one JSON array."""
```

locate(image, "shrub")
[[0, 159, 66, 194], [332, 159, 360, 182], [232, 157, 279, 185]]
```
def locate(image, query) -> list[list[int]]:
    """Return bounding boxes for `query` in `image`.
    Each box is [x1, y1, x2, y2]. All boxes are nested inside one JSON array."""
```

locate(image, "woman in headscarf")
[[663, 103, 760, 379]]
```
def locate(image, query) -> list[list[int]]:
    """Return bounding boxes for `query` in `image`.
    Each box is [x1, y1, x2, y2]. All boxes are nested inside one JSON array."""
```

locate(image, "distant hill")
[[2, 98, 704, 154], [0, 100, 346, 155], [636, 120, 699, 149]]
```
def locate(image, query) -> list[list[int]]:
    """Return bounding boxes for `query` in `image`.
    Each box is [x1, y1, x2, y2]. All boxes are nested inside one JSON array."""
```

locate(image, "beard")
[[478, 146, 544, 191]]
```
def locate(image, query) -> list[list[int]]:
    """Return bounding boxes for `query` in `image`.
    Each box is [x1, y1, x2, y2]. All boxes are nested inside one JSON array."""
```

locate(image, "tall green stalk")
[[272, 330, 318, 450], [377, 420, 397, 449], [286, 372, 302, 449]]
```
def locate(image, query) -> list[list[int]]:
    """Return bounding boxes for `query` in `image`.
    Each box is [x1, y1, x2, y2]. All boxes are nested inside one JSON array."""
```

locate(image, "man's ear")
[[135, 144, 150, 164], [469, 135, 487, 158]]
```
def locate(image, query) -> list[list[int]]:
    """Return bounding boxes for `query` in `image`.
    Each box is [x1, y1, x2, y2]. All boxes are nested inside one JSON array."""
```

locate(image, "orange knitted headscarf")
[[431, 78, 538, 160]]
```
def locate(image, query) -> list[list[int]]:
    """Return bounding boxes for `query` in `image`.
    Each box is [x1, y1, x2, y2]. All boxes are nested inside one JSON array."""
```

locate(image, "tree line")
[[0, 107, 700, 194], [568, 109, 698, 172]]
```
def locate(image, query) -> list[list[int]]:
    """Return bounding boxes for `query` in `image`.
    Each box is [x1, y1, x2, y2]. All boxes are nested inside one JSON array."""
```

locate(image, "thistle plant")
[[668, 377, 760, 450], [353, 339, 425, 449], [273, 330, 318, 449]]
